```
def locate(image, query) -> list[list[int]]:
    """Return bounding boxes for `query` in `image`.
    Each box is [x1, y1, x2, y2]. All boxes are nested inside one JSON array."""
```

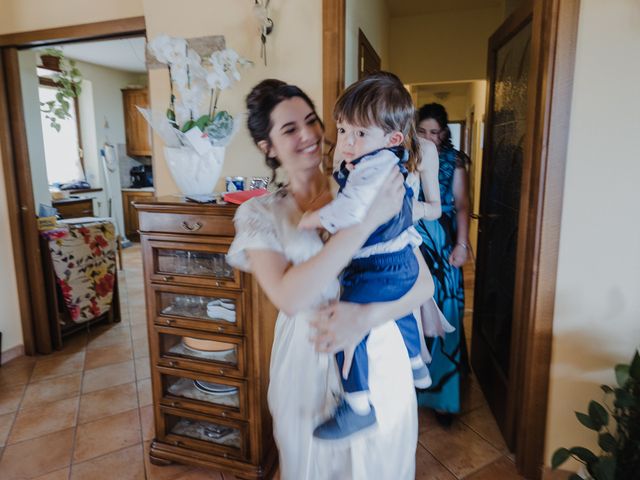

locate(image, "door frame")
[[0, 17, 146, 355], [321, 0, 579, 478]]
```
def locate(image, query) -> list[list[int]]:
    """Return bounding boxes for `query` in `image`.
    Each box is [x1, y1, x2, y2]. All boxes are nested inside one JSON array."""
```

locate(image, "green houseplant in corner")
[[39, 48, 83, 132], [552, 349, 640, 479]]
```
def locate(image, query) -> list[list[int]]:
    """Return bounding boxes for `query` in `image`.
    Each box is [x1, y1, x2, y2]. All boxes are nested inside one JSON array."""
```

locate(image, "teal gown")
[[415, 146, 469, 414]]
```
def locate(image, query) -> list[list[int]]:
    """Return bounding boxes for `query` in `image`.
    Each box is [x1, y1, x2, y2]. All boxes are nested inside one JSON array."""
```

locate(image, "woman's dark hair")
[[334, 71, 421, 172], [246, 79, 323, 185], [417, 102, 453, 150]]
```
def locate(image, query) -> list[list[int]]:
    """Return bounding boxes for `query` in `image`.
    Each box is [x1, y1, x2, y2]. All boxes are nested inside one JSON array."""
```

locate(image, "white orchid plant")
[[146, 35, 251, 148]]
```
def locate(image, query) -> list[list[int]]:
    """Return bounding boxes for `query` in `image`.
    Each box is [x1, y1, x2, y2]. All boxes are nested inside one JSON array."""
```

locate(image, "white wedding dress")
[[227, 191, 417, 480]]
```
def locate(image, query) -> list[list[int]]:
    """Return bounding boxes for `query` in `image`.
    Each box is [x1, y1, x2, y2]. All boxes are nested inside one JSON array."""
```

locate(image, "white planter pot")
[[164, 146, 225, 195]]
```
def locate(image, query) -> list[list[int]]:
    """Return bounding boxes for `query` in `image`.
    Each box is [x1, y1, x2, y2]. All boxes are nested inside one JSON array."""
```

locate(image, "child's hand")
[[298, 211, 322, 230]]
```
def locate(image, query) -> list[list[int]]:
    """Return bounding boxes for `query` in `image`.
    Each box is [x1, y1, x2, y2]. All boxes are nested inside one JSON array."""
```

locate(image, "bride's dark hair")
[[246, 79, 324, 185]]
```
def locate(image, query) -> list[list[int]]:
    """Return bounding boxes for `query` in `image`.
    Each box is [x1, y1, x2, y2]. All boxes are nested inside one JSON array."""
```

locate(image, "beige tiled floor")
[[0, 246, 524, 479]]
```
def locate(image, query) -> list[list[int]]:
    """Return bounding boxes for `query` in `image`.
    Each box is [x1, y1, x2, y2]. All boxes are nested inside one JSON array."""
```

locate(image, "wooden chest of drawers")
[[135, 197, 278, 479]]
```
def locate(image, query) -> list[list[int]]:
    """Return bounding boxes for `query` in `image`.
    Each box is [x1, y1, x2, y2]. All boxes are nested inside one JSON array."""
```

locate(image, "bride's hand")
[[363, 166, 404, 232], [311, 301, 370, 353], [311, 301, 371, 379]]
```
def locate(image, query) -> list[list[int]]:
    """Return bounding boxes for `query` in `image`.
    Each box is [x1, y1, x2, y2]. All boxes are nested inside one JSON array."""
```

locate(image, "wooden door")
[[358, 29, 380, 80], [471, 3, 534, 448], [122, 87, 152, 157]]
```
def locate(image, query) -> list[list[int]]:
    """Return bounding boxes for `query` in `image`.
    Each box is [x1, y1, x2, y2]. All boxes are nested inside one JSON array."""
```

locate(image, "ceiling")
[[415, 82, 471, 98], [386, 0, 503, 18], [56, 37, 147, 73]]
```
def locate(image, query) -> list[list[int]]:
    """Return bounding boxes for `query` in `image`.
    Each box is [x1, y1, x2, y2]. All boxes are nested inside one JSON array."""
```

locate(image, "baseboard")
[[1, 344, 25, 365]]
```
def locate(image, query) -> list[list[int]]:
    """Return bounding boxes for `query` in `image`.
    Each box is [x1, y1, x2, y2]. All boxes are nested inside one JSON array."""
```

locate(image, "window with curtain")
[[38, 82, 85, 185]]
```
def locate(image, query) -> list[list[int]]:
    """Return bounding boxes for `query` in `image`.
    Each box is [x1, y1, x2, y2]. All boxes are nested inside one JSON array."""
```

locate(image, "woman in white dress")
[[226, 79, 435, 479]]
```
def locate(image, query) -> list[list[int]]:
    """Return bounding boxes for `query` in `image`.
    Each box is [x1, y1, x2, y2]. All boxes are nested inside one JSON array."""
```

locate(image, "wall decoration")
[[253, 0, 274, 65]]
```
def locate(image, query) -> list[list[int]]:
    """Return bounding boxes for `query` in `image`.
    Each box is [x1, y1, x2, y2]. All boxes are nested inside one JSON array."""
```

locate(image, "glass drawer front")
[[161, 371, 245, 419], [154, 287, 243, 334], [157, 329, 245, 378], [158, 249, 235, 278], [162, 411, 248, 460], [171, 417, 241, 449], [147, 239, 241, 290]]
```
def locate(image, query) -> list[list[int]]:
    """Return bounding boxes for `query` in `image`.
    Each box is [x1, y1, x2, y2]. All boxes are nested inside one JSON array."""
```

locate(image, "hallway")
[[0, 246, 523, 479]]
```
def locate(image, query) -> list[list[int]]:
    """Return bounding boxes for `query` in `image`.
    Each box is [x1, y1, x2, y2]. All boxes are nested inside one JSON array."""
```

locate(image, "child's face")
[[335, 121, 402, 163]]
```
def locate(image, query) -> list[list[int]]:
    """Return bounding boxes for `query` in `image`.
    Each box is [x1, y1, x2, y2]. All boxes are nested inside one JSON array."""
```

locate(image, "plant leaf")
[[600, 385, 614, 394], [551, 448, 571, 469], [630, 350, 640, 381], [181, 120, 196, 133], [588, 401, 609, 428], [615, 364, 630, 387], [569, 446, 598, 465], [598, 432, 617, 452], [613, 388, 637, 408], [195, 114, 210, 130], [592, 457, 616, 480], [576, 411, 599, 431]]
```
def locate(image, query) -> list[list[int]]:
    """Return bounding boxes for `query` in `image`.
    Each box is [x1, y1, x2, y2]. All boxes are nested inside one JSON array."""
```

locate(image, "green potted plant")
[[552, 349, 640, 479], [39, 48, 83, 132]]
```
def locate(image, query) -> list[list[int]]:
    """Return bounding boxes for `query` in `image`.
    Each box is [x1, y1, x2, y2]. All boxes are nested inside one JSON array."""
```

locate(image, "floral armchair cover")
[[41, 220, 117, 324]]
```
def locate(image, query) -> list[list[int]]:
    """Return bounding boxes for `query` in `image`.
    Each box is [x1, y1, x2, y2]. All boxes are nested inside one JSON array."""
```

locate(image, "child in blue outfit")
[[299, 71, 431, 440]]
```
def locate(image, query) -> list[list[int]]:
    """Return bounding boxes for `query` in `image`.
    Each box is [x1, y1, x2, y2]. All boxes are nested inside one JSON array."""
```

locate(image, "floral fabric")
[[42, 220, 117, 323]]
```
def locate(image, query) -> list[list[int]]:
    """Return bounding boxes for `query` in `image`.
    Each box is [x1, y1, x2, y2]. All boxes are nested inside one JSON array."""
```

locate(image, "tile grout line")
[[120, 247, 152, 479], [0, 362, 34, 465], [67, 325, 90, 480], [459, 453, 515, 479], [417, 439, 460, 479]]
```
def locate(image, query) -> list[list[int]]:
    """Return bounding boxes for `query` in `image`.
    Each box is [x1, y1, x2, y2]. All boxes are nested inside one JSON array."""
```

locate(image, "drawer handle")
[[181, 221, 202, 232], [165, 319, 173, 325], [171, 401, 180, 408], [169, 361, 177, 367], [219, 369, 225, 375], [173, 440, 182, 447], [217, 326, 224, 332], [221, 411, 227, 418], [163, 275, 174, 282]]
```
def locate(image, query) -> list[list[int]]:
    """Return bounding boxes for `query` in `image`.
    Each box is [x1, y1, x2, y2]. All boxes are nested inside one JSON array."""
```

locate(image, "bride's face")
[[263, 97, 324, 175]]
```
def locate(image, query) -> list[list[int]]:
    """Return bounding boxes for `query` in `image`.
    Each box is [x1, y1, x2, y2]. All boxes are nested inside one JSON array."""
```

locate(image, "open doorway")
[[0, 18, 147, 357], [19, 36, 152, 240], [324, 0, 578, 478]]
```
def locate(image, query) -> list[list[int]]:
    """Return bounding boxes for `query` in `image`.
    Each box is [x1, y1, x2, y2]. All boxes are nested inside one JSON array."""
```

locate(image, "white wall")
[[73, 59, 142, 215], [416, 85, 470, 121], [389, 6, 503, 84], [467, 80, 486, 251], [0, 159, 24, 359], [544, 0, 640, 470], [18, 50, 50, 210], [143, 0, 323, 195], [345, 0, 389, 86]]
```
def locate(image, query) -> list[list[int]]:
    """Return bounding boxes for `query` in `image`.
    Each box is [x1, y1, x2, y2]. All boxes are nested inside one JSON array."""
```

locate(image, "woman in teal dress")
[[415, 103, 471, 424]]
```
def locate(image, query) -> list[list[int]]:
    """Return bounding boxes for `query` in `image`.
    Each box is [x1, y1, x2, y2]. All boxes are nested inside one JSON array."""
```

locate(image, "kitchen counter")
[[121, 187, 155, 192]]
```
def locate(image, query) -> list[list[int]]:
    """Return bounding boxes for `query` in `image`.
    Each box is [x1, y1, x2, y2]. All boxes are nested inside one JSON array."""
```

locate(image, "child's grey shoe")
[[413, 364, 432, 389], [313, 400, 377, 440]]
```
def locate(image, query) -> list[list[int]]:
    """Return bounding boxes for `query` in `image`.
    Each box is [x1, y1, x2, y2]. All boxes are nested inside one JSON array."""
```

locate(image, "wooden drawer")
[[139, 211, 235, 236], [144, 237, 241, 290], [160, 406, 250, 462], [158, 367, 247, 421], [54, 198, 94, 219], [156, 326, 247, 379], [152, 283, 244, 335]]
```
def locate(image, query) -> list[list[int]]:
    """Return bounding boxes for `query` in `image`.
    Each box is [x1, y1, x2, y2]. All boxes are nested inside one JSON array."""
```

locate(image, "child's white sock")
[[410, 355, 424, 369], [344, 391, 371, 415]]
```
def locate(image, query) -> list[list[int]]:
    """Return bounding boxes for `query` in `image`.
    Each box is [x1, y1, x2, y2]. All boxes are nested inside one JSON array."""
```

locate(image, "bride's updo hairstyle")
[[246, 79, 324, 185]]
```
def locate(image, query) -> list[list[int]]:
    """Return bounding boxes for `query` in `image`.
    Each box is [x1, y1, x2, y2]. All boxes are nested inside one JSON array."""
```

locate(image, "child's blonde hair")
[[333, 71, 421, 172]]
